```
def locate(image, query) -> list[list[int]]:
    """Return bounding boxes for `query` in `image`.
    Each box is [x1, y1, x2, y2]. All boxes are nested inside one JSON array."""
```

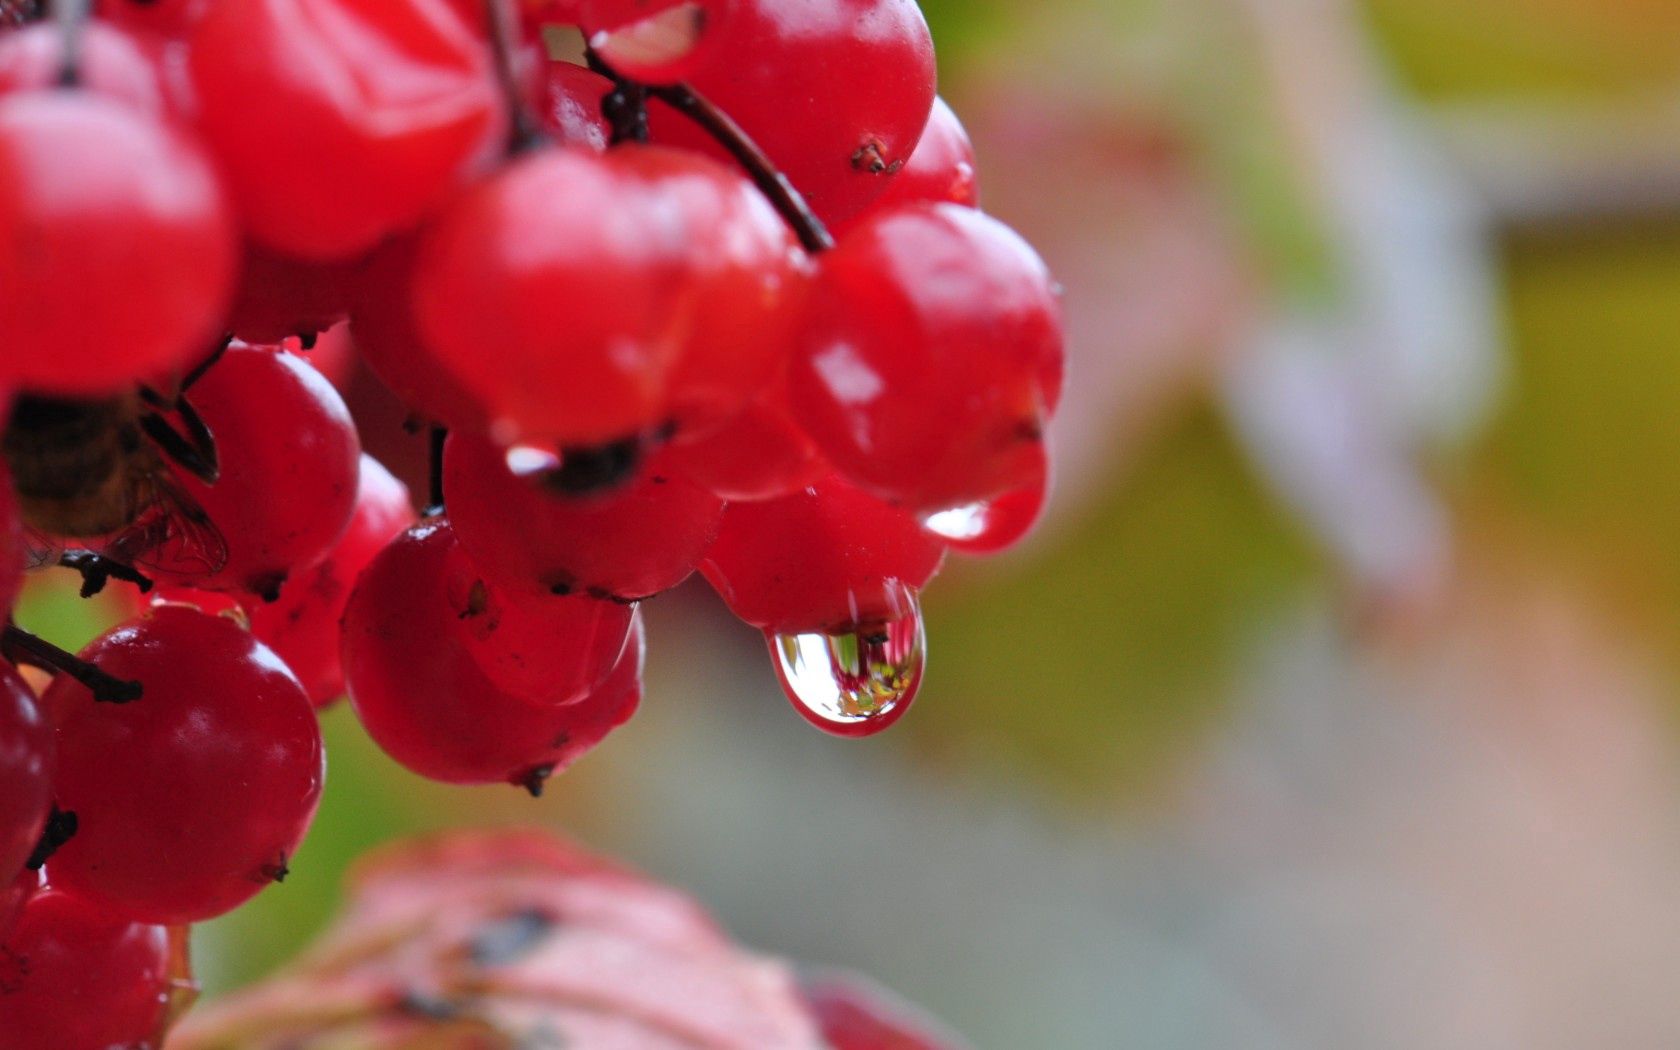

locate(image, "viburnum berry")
[[855, 95, 978, 218], [411, 144, 804, 446], [535, 59, 612, 150], [922, 441, 1051, 555], [343, 519, 643, 791], [225, 243, 359, 345], [0, 889, 174, 1050], [148, 342, 362, 600], [789, 203, 1064, 513], [0, 659, 51, 888], [188, 0, 507, 260], [245, 454, 415, 706], [701, 473, 945, 635], [97, 0, 211, 39], [0, 91, 236, 395], [665, 384, 826, 502], [0, 20, 165, 113], [642, 0, 936, 227], [446, 431, 724, 602], [349, 234, 492, 431], [45, 606, 325, 924], [0, 866, 38, 941]]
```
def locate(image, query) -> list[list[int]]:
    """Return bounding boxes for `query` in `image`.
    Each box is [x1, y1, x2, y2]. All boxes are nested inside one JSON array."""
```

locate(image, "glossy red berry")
[[0, 21, 165, 113], [188, 0, 506, 260], [857, 95, 978, 217], [789, 203, 1063, 513], [150, 343, 362, 599], [97, 0, 211, 38], [666, 386, 826, 502], [644, 0, 936, 227], [0, 866, 39, 942], [446, 431, 724, 602], [701, 473, 945, 634], [922, 441, 1050, 555], [225, 243, 359, 344], [46, 607, 324, 924], [536, 60, 612, 150], [349, 234, 491, 430], [412, 144, 803, 445], [343, 519, 643, 790], [247, 454, 415, 706], [0, 660, 51, 889], [0, 889, 173, 1050], [0, 91, 236, 395]]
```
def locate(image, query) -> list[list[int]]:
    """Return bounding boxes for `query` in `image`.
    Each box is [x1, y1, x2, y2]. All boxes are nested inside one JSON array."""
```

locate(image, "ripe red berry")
[[225, 243, 359, 344], [0, 91, 236, 395], [0, 21, 165, 113], [922, 441, 1050, 555], [188, 0, 506, 260], [856, 95, 978, 217], [446, 431, 724, 602], [536, 59, 612, 150], [0, 866, 39, 942], [789, 203, 1063, 513], [447, 570, 635, 707], [246, 454, 415, 706], [0, 889, 173, 1050], [412, 144, 803, 446], [343, 519, 643, 790], [0, 659, 51, 889], [666, 386, 826, 502], [97, 0, 211, 38], [644, 0, 936, 227], [701, 473, 945, 634], [349, 234, 492, 431], [149, 343, 362, 600], [46, 607, 325, 924]]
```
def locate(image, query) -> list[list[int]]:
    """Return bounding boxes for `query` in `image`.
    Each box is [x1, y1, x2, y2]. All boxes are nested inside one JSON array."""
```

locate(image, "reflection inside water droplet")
[[768, 596, 925, 738]]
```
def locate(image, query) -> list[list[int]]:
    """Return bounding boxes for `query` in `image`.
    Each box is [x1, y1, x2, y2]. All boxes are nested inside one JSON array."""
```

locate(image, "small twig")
[[427, 424, 448, 517], [59, 549, 153, 598], [3, 623, 142, 703], [484, 0, 545, 153], [54, 0, 86, 87], [25, 807, 76, 870]]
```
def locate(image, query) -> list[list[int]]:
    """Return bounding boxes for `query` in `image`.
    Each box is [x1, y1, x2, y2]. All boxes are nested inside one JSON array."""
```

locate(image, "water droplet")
[[768, 598, 926, 738], [505, 444, 560, 477], [922, 478, 1048, 554]]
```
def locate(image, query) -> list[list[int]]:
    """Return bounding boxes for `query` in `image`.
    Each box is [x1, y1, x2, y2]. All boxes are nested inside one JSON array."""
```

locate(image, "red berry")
[[45, 607, 325, 924], [446, 431, 724, 602], [856, 95, 978, 217], [149, 343, 362, 599], [921, 441, 1050, 555], [247, 454, 415, 706], [412, 144, 803, 446], [97, 0, 211, 38], [188, 0, 506, 260], [666, 385, 826, 502], [349, 234, 491, 430], [536, 60, 612, 150], [645, 0, 936, 227], [701, 473, 945, 634], [0, 21, 165, 113], [343, 519, 643, 790], [789, 203, 1063, 512], [0, 91, 236, 395], [0, 659, 51, 888], [0, 866, 39, 942], [582, 0, 717, 84], [225, 243, 360, 344], [447, 569, 635, 707], [0, 889, 173, 1050]]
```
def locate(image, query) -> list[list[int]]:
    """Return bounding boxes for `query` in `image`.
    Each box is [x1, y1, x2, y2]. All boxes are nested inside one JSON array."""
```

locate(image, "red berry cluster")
[[0, 0, 1062, 1041]]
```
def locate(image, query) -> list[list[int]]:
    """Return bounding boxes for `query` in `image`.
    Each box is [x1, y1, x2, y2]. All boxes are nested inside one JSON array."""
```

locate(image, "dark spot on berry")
[[851, 140, 904, 175], [0, 946, 28, 995], [460, 580, 490, 619], [25, 808, 77, 871], [513, 765, 555, 798], [547, 580, 573, 597], [297, 330, 319, 351], [258, 852, 290, 884]]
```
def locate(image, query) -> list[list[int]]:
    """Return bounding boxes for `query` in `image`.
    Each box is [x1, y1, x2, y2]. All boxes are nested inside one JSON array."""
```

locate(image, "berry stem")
[[483, 0, 544, 153], [585, 50, 833, 253], [427, 424, 447, 516], [59, 549, 154, 598], [3, 623, 143, 703], [53, 0, 86, 88], [24, 806, 77, 870]]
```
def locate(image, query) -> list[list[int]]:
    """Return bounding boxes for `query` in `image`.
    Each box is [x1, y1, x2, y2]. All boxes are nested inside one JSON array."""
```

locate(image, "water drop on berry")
[[767, 596, 925, 738]]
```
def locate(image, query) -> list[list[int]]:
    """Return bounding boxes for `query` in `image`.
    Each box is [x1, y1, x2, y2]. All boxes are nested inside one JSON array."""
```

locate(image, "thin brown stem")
[[3, 623, 142, 703], [484, 0, 544, 153]]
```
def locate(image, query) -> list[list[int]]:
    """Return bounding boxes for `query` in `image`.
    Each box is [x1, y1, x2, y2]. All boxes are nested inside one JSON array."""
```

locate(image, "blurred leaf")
[[916, 399, 1320, 798]]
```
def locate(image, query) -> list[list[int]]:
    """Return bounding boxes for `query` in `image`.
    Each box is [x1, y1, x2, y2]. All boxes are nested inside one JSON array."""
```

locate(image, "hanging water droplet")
[[768, 598, 926, 738], [922, 454, 1051, 554]]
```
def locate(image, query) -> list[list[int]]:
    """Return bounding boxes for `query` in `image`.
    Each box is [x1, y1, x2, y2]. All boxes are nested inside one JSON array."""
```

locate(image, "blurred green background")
[[31, 1, 1680, 1046]]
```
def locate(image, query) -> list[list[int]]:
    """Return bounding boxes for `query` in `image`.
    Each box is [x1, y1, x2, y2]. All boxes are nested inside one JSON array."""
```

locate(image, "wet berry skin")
[[151, 343, 362, 600], [343, 519, 644, 789], [188, 0, 506, 260], [0, 889, 172, 1050], [0, 20, 165, 113], [0, 659, 51, 891], [247, 453, 416, 706], [45, 607, 325, 925], [446, 431, 724, 603], [0, 91, 236, 395], [790, 203, 1064, 513], [701, 474, 946, 635]]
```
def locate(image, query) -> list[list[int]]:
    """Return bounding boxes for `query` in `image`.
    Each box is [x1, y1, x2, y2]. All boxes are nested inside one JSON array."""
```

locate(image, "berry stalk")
[[3, 623, 142, 703]]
